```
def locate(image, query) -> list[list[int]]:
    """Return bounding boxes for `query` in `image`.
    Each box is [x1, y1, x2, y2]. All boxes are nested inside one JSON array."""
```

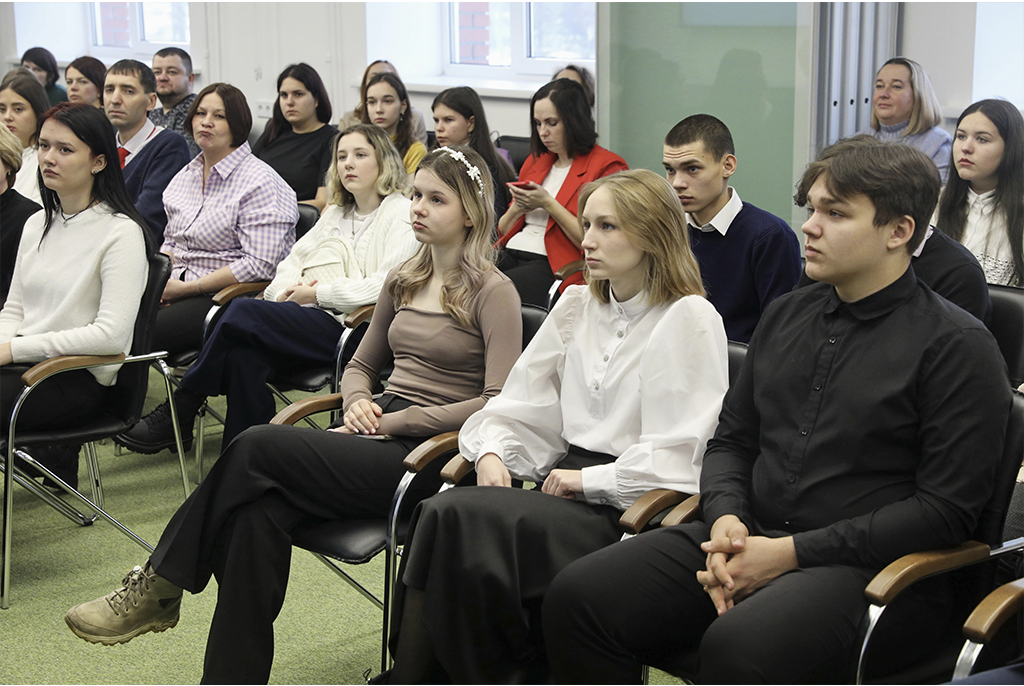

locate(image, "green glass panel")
[[607, 2, 802, 226]]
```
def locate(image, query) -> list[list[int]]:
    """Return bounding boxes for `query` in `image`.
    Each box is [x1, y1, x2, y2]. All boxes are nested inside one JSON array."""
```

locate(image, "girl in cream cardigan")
[[116, 124, 418, 453]]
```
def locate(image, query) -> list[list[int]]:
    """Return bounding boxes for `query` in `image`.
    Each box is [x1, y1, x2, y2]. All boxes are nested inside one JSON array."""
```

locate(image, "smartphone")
[[508, 181, 532, 189]]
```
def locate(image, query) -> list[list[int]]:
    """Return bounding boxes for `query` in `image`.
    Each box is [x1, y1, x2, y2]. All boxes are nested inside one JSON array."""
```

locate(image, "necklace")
[[59, 199, 98, 226]]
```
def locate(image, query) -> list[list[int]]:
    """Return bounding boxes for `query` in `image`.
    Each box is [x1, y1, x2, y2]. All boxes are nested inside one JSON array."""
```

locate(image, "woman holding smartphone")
[[496, 78, 627, 308]]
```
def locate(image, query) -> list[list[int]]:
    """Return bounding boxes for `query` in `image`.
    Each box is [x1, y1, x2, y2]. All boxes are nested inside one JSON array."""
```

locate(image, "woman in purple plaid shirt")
[[153, 82, 298, 359]]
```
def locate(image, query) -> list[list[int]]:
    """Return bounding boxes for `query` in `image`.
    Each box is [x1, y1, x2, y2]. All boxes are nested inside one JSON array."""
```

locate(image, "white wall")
[[900, 2, 977, 120]]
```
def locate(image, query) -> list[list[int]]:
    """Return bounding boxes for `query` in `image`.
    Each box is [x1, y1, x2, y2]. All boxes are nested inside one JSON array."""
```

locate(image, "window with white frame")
[[90, 1, 190, 58], [445, 2, 595, 80]]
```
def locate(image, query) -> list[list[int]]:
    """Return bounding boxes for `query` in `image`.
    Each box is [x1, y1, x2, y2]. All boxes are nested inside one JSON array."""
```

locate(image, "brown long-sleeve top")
[[340, 266, 523, 437]]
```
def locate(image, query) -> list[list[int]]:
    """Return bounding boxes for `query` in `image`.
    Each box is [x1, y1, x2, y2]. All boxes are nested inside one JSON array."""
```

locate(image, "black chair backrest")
[[975, 391, 1024, 546], [426, 131, 437, 150], [988, 284, 1024, 388], [496, 135, 531, 175], [107, 252, 172, 424], [521, 304, 548, 351], [727, 341, 748, 387], [295, 204, 320, 241]]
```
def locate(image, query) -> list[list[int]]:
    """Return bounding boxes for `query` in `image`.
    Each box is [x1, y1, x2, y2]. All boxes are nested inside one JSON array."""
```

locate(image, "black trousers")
[[496, 248, 555, 309], [544, 521, 956, 684], [148, 399, 432, 684], [153, 293, 215, 358], [179, 298, 345, 446], [1, 365, 105, 433]]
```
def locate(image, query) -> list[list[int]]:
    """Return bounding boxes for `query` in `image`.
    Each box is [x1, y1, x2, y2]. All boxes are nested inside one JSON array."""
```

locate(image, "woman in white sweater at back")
[[117, 124, 418, 453], [0, 102, 150, 488]]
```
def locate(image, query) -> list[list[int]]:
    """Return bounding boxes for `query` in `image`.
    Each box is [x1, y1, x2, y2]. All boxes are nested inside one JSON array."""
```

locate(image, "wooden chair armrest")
[[441, 454, 474, 485], [212, 281, 271, 306], [270, 393, 345, 426], [661, 493, 702, 527], [554, 259, 585, 280], [344, 304, 375, 329], [619, 489, 690, 535], [963, 578, 1024, 644], [403, 431, 460, 473], [21, 354, 126, 387], [864, 540, 990, 605]]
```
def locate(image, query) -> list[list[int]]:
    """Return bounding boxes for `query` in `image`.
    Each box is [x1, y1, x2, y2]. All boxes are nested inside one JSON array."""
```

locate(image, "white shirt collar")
[[685, 187, 743, 236], [609, 288, 651, 319], [118, 118, 160, 154], [912, 225, 935, 258], [967, 186, 996, 211]]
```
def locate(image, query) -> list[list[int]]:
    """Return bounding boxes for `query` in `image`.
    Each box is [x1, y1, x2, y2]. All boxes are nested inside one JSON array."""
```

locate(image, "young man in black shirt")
[[543, 140, 1013, 683]]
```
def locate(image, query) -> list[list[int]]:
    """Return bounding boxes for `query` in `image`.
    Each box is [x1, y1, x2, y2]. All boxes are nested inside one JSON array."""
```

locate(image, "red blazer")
[[499, 145, 628, 288]]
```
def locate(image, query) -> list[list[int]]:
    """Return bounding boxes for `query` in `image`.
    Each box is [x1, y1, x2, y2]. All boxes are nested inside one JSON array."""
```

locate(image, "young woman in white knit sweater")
[[0, 102, 150, 487], [118, 123, 419, 453]]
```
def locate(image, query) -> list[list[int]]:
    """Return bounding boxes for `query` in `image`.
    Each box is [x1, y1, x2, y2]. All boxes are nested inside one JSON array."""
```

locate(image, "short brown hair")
[[186, 82, 252, 148], [794, 137, 940, 254]]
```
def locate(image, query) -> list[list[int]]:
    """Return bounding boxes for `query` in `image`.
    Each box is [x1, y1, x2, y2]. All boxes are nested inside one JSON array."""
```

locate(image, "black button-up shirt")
[[701, 267, 1012, 570]]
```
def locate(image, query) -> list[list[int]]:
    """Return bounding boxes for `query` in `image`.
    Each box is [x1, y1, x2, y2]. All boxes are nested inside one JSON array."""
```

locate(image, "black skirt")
[[393, 445, 624, 683]]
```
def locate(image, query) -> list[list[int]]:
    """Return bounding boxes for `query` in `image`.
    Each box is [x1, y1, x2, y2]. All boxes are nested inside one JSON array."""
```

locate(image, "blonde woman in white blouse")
[[936, 99, 1024, 286], [117, 124, 419, 455], [384, 169, 730, 684]]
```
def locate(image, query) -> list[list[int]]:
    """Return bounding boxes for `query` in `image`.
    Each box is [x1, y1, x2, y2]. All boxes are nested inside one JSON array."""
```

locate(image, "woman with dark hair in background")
[[0, 69, 50, 204], [858, 57, 953, 183], [252, 63, 337, 211], [65, 56, 106, 108], [432, 86, 516, 221], [0, 125, 41, 303], [0, 103, 150, 489], [340, 59, 428, 146], [553, 64, 595, 108], [364, 71, 426, 177], [496, 78, 628, 307], [138, 83, 296, 363], [21, 46, 67, 107], [936, 99, 1024, 287]]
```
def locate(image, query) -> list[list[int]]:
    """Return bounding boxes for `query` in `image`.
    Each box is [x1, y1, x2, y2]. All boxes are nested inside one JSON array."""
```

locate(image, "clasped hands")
[[696, 514, 798, 616], [276, 279, 319, 306], [330, 398, 381, 435], [476, 454, 583, 500]]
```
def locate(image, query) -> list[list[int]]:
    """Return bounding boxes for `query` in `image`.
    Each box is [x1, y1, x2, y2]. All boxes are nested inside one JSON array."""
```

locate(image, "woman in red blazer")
[[496, 79, 628, 306]]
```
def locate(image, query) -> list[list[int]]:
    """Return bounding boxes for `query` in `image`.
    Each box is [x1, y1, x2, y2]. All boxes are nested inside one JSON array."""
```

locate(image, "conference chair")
[[1, 253, 187, 609], [495, 134, 531, 175], [988, 284, 1024, 388], [546, 259, 585, 311], [952, 575, 1024, 680], [270, 304, 548, 674], [125, 204, 321, 463]]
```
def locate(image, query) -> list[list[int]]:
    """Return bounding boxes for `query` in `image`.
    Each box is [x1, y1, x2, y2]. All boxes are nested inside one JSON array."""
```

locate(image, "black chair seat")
[[273, 369, 336, 394], [292, 519, 409, 565], [0, 415, 134, 450], [164, 350, 199, 369]]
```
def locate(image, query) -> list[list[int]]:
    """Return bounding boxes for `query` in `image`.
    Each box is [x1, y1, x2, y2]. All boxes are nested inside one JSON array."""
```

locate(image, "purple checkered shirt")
[[161, 142, 297, 283]]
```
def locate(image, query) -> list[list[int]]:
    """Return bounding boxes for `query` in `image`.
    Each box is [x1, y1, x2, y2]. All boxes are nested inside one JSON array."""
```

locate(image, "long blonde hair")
[[579, 169, 705, 305], [389, 146, 496, 327]]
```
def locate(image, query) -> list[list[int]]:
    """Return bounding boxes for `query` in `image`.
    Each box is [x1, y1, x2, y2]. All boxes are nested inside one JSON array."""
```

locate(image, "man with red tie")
[[105, 59, 190, 242]]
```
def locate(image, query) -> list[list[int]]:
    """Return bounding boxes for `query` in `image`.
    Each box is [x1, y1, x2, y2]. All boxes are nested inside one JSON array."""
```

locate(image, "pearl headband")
[[435, 146, 485, 198]]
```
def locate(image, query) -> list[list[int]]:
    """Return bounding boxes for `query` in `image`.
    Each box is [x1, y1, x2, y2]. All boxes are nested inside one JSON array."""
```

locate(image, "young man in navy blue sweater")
[[662, 114, 801, 342], [105, 59, 190, 242]]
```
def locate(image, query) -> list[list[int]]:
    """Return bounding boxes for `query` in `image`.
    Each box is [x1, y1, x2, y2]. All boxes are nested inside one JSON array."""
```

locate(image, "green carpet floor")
[[0, 369, 684, 684]]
